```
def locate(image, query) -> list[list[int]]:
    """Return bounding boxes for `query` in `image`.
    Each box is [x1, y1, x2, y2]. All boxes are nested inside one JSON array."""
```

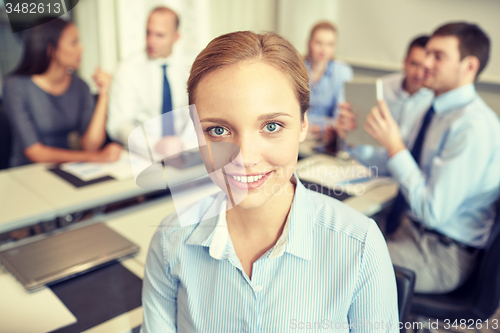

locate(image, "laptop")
[[0, 223, 139, 292]]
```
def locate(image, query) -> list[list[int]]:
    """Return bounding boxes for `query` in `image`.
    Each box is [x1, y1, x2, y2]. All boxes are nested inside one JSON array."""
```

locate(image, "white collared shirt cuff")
[[387, 148, 420, 189]]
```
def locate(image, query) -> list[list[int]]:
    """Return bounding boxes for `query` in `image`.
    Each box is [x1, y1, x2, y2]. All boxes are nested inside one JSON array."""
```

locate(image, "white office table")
[[0, 195, 175, 333], [106, 197, 176, 265], [8, 163, 155, 216], [296, 154, 399, 216], [6, 162, 207, 231], [0, 169, 57, 234], [298, 139, 317, 158]]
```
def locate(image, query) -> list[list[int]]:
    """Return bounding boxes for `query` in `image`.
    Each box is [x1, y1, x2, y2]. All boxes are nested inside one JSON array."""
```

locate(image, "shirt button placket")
[[254, 284, 263, 333], [252, 260, 264, 333]]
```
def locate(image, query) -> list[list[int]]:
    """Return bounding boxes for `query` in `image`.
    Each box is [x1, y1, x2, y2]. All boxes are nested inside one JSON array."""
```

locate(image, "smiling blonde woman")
[[141, 31, 398, 333]]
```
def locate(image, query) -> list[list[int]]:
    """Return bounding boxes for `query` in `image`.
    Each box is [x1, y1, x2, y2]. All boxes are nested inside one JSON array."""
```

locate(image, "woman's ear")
[[299, 111, 309, 143]]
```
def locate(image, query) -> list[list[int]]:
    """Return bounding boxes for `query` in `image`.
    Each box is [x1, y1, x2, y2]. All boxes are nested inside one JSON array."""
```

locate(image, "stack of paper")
[[296, 155, 392, 196], [60, 151, 150, 182]]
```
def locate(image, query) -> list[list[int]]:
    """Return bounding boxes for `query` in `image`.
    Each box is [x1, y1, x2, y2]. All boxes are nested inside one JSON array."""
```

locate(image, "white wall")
[[73, 0, 100, 92], [277, 0, 339, 56], [75, 0, 500, 88], [332, 0, 500, 84], [114, 0, 211, 62], [210, 0, 277, 39], [276, 0, 500, 84]]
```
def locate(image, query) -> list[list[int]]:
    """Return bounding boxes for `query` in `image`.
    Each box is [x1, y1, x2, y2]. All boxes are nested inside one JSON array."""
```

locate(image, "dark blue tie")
[[162, 64, 175, 136], [385, 106, 435, 234]]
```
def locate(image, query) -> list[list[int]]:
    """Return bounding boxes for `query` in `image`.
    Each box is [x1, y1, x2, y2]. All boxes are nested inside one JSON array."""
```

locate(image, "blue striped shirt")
[[141, 175, 399, 332]]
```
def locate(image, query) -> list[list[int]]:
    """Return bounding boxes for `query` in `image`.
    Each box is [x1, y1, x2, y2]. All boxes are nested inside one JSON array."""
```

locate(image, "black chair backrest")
[[472, 196, 500, 318], [0, 100, 12, 170], [394, 265, 416, 332]]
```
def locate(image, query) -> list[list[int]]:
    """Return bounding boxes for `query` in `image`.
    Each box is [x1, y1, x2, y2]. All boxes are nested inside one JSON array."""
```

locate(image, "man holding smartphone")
[[344, 22, 500, 294]]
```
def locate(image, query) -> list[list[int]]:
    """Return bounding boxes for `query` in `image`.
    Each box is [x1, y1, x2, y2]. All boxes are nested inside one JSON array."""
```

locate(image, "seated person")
[[382, 35, 434, 140], [305, 21, 353, 128], [344, 22, 500, 294], [141, 31, 398, 332], [3, 18, 121, 167], [337, 35, 434, 168], [107, 6, 193, 158]]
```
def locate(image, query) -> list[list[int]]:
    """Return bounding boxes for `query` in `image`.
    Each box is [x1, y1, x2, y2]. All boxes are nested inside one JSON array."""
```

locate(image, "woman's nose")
[[232, 135, 261, 168]]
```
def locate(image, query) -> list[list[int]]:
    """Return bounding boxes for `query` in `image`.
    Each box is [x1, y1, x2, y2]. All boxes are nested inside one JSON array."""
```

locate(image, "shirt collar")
[[433, 83, 476, 114], [391, 73, 433, 100], [323, 60, 335, 77], [149, 54, 173, 67], [396, 76, 410, 99], [184, 191, 227, 253], [305, 60, 335, 78], [184, 173, 315, 261], [395, 75, 432, 100]]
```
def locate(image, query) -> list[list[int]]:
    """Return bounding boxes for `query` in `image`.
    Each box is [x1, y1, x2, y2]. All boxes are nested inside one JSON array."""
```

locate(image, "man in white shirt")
[[107, 6, 192, 156], [360, 22, 500, 293]]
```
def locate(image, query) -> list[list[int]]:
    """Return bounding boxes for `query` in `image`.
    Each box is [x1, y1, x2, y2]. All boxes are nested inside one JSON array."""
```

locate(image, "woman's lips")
[[224, 171, 273, 190]]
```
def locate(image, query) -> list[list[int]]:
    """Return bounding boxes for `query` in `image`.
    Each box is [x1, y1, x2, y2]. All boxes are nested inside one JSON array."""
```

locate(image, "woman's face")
[[53, 24, 83, 70], [309, 29, 336, 63], [195, 61, 308, 210]]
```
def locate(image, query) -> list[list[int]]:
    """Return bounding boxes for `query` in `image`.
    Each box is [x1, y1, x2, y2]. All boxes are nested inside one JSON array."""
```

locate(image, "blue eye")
[[263, 122, 281, 133], [208, 127, 228, 136]]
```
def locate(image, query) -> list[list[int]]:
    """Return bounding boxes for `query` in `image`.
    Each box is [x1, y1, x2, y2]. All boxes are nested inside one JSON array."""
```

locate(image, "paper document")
[[60, 151, 150, 182], [296, 155, 391, 196]]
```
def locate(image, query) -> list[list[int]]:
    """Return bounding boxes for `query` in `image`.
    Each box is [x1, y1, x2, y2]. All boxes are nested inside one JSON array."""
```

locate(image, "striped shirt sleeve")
[[141, 227, 178, 333], [348, 220, 399, 332]]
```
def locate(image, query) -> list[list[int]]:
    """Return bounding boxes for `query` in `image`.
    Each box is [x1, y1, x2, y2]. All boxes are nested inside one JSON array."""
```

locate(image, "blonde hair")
[[187, 31, 309, 118], [306, 21, 337, 60]]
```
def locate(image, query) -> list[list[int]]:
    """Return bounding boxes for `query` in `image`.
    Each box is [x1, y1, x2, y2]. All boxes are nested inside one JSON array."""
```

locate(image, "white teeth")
[[230, 175, 264, 183]]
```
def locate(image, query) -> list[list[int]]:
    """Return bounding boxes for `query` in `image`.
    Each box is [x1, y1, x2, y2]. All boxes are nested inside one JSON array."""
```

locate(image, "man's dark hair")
[[432, 22, 490, 78], [406, 35, 429, 56]]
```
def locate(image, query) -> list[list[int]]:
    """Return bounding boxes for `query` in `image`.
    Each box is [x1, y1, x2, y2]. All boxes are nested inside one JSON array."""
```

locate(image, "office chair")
[[410, 197, 500, 332], [0, 100, 12, 170], [394, 265, 416, 333]]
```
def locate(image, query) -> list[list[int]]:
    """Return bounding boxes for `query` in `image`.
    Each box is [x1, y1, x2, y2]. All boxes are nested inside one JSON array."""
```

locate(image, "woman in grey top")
[[3, 18, 122, 167]]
